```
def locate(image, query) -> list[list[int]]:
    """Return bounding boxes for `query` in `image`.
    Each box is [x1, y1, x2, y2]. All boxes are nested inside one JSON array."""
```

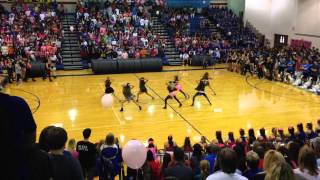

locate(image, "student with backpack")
[[98, 133, 122, 180]]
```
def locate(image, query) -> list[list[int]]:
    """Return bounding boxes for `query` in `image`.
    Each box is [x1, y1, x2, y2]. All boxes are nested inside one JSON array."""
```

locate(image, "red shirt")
[[296, 56, 302, 71], [148, 161, 161, 180], [258, 159, 264, 170], [134, 51, 141, 59]]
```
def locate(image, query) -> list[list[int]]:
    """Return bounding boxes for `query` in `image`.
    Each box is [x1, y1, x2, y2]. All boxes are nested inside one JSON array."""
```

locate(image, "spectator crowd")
[[3, 89, 320, 180], [206, 7, 257, 49], [227, 46, 320, 94], [0, 2, 63, 86], [76, 0, 165, 61]]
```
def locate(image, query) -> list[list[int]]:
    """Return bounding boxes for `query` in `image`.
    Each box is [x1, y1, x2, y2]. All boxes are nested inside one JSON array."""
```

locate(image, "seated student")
[[294, 146, 320, 180], [164, 135, 177, 151], [0, 92, 52, 180], [207, 148, 248, 180], [163, 147, 193, 180], [310, 137, 320, 168], [183, 136, 193, 153], [143, 150, 161, 180], [47, 126, 84, 180], [197, 160, 210, 180], [265, 161, 294, 180], [254, 150, 286, 180], [297, 123, 306, 143], [301, 60, 311, 80], [286, 57, 295, 74], [243, 151, 262, 180], [204, 144, 220, 174], [306, 123, 317, 140]]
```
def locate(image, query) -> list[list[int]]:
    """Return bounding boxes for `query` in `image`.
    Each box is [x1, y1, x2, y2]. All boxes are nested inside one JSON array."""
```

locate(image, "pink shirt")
[[121, 52, 128, 59], [70, 150, 79, 159]]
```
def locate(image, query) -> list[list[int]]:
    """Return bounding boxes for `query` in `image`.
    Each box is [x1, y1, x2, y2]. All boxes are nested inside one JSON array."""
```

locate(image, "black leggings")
[[164, 95, 182, 108], [16, 74, 21, 82], [258, 68, 263, 79], [192, 92, 211, 105], [311, 74, 318, 85], [243, 64, 252, 76]]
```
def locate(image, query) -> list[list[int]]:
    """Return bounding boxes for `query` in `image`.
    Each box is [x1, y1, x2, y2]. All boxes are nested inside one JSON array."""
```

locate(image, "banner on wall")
[[167, 0, 209, 8], [291, 39, 312, 49]]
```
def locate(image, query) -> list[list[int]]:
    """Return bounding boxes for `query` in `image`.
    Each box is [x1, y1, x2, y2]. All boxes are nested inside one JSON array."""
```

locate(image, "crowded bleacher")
[[206, 7, 257, 49], [76, 0, 165, 61], [226, 46, 320, 93], [1, 1, 318, 92], [0, 2, 63, 85]]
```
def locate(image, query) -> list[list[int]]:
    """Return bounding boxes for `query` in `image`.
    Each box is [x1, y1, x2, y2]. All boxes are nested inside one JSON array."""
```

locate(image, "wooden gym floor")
[[4, 66, 320, 147]]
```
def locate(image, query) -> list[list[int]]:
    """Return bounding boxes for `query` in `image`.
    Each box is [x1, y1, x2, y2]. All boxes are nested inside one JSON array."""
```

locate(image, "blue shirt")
[[301, 64, 311, 73], [204, 154, 217, 174], [287, 60, 295, 71], [243, 168, 262, 180]]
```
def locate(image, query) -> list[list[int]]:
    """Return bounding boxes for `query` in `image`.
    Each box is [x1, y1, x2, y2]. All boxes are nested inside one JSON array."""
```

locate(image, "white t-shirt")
[[206, 172, 248, 180], [40, 13, 45, 21], [50, 55, 57, 62], [91, 18, 97, 25], [1, 46, 8, 55], [25, 10, 30, 16], [144, 19, 149, 26], [115, 8, 120, 15], [140, 19, 145, 26], [183, 53, 189, 60], [84, 13, 89, 19], [55, 40, 61, 48]]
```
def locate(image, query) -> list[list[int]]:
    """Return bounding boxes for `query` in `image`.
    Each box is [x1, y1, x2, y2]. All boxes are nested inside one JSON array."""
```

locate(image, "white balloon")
[[122, 140, 147, 169], [70, 26, 74, 32], [101, 94, 114, 108]]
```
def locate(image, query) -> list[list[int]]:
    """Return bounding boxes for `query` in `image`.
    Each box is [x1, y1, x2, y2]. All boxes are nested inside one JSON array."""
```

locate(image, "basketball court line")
[[132, 73, 208, 142], [99, 79, 187, 128], [245, 76, 320, 104], [55, 66, 226, 78], [5, 87, 41, 114], [180, 72, 229, 110]]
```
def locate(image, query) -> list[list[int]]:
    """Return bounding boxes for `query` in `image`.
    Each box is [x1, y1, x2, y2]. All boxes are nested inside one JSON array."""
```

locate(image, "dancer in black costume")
[[163, 81, 182, 109], [202, 72, 216, 95], [136, 77, 154, 102], [120, 83, 142, 112], [191, 73, 213, 106], [105, 77, 114, 94]]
